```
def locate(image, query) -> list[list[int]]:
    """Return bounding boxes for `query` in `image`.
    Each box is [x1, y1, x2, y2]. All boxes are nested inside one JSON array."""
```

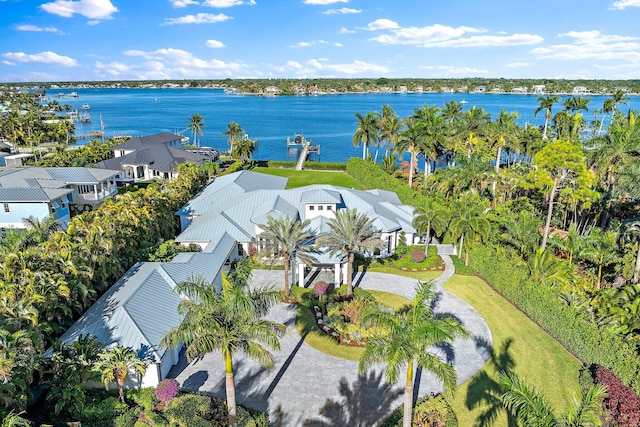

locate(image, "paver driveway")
[[169, 255, 491, 426]]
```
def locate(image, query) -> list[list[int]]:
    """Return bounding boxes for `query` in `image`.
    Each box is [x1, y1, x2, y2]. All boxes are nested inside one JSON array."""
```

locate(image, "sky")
[[1, 0, 640, 82]]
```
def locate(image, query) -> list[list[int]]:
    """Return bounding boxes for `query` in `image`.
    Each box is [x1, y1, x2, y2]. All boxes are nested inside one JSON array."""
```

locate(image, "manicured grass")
[[253, 167, 368, 190], [443, 274, 582, 425], [295, 290, 411, 361]]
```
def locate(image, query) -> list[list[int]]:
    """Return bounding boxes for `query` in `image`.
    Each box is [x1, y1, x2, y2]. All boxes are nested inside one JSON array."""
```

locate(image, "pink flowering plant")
[[155, 378, 180, 403]]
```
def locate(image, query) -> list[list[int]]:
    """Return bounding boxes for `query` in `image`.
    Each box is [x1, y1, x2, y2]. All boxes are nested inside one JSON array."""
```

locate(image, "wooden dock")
[[287, 134, 320, 170]]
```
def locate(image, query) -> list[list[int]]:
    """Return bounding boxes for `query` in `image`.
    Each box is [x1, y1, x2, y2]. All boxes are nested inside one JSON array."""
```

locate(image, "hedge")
[[346, 158, 428, 210], [266, 160, 347, 170], [468, 244, 640, 395]]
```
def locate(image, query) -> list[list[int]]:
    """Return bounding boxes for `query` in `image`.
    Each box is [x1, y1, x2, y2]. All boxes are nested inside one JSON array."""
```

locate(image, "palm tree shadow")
[[301, 371, 403, 427], [465, 338, 518, 427]]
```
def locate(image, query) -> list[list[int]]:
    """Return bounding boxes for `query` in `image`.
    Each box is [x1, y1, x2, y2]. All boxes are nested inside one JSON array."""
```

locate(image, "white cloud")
[[334, 42, 343, 47], [369, 23, 542, 48], [16, 24, 63, 33], [41, 0, 118, 20], [169, 0, 199, 6], [363, 19, 400, 31], [206, 39, 226, 48], [339, 27, 355, 34], [506, 62, 529, 68], [420, 65, 488, 75], [322, 7, 361, 15], [1, 51, 78, 66], [203, 0, 242, 6], [532, 30, 640, 60], [303, 0, 347, 4], [122, 47, 245, 72], [290, 40, 327, 48], [611, 0, 640, 9], [164, 13, 231, 24]]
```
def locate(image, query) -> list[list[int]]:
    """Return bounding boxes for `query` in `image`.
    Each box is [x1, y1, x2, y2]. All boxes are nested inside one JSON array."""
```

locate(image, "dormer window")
[[318, 205, 323, 211], [327, 205, 333, 210], [309, 206, 315, 211]]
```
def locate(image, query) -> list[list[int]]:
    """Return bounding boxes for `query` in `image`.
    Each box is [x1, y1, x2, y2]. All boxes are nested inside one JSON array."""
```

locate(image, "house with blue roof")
[[0, 166, 120, 231], [55, 170, 419, 387]]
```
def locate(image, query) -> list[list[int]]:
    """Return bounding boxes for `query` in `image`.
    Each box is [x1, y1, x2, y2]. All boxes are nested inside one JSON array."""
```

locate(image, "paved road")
[[169, 255, 492, 426]]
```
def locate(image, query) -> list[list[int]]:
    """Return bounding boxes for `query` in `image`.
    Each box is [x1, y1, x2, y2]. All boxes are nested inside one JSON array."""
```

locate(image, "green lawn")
[[253, 167, 368, 190], [444, 274, 582, 426]]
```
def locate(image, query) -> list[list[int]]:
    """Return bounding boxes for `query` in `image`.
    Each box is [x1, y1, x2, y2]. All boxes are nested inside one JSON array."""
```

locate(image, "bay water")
[[60, 88, 640, 163]]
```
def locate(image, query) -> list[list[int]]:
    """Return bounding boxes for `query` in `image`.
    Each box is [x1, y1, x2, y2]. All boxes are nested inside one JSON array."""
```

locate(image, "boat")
[[460, 99, 468, 104], [69, 92, 78, 98], [82, 103, 91, 110], [79, 113, 91, 123]]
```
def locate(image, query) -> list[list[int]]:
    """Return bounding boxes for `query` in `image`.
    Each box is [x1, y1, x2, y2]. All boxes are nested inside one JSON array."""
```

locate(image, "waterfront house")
[[532, 85, 546, 94], [94, 132, 207, 183], [0, 166, 120, 231], [55, 170, 419, 387], [572, 86, 590, 95], [511, 87, 528, 94], [472, 86, 486, 94], [175, 170, 418, 286]]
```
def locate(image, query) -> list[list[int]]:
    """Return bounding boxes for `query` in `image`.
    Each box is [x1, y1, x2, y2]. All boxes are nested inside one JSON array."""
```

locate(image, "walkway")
[[169, 255, 492, 426]]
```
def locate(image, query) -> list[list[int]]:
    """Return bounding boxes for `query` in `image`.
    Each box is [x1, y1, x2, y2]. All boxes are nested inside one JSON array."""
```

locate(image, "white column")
[[334, 263, 341, 285], [298, 263, 306, 287], [342, 262, 348, 284]]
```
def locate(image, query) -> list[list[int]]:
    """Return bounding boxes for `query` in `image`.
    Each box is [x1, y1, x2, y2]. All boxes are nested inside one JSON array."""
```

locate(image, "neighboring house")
[[176, 170, 418, 286], [52, 234, 240, 388], [0, 166, 120, 230], [572, 86, 590, 95], [94, 132, 207, 183], [532, 85, 546, 94]]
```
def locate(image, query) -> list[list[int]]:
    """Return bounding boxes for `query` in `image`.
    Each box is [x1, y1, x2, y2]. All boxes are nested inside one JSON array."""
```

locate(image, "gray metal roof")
[[45, 167, 119, 184], [300, 189, 342, 203]]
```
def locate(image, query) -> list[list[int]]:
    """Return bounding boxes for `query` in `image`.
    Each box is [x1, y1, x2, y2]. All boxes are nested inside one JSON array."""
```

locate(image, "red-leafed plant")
[[411, 250, 426, 263], [593, 365, 640, 426]]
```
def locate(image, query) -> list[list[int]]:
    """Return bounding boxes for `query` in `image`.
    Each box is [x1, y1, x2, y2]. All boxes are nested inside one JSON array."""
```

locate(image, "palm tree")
[[359, 281, 470, 427], [377, 105, 400, 161], [316, 208, 383, 298], [534, 95, 560, 140], [93, 346, 146, 404], [231, 136, 257, 163], [353, 111, 379, 160], [498, 372, 605, 427], [581, 228, 619, 289], [563, 96, 591, 115], [528, 249, 572, 288], [396, 117, 424, 186], [259, 215, 317, 298], [222, 121, 244, 153], [442, 99, 464, 124], [187, 114, 204, 148], [598, 89, 630, 135], [412, 103, 445, 179], [160, 264, 285, 426], [623, 221, 640, 284], [412, 200, 448, 255], [449, 192, 491, 266]]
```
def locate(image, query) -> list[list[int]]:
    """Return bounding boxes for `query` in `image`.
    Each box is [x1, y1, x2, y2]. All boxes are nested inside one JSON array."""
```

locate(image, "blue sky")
[[2, 0, 640, 82]]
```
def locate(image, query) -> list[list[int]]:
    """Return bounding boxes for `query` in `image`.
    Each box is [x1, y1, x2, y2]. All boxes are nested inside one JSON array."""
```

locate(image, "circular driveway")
[[169, 256, 492, 426]]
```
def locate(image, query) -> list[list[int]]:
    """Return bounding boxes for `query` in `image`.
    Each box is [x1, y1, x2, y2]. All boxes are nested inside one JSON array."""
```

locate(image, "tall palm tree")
[[396, 117, 425, 186], [622, 220, 640, 284], [412, 200, 448, 255], [377, 104, 400, 161], [187, 114, 204, 148], [353, 111, 379, 160], [449, 192, 491, 266], [598, 89, 630, 135], [222, 121, 244, 153], [498, 372, 605, 427], [93, 346, 146, 404], [161, 264, 285, 426], [316, 208, 383, 297], [534, 95, 560, 140], [563, 96, 591, 115], [359, 281, 470, 427], [442, 99, 464, 124], [259, 215, 317, 298], [581, 228, 619, 289], [412, 103, 445, 179]]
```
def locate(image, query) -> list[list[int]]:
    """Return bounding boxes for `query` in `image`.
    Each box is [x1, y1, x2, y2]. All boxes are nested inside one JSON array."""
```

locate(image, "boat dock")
[[287, 134, 320, 170]]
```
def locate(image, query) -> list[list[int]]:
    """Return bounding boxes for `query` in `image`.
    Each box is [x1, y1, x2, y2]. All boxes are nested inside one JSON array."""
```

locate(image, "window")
[[61, 202, 66, 209], [77, 185, 93, 194], [238, 245, 244, 256], [136, 166, 145, 179], [318, 205, 323, 211], [309, 206, 315, 211], [3, 204, 9, 213], [327, 205, 333, 210]]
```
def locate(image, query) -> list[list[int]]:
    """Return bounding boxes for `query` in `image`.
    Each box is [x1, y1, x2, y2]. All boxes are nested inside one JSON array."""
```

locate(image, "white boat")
[[69, 92, 78, 98], [82, 103, 90, 110], [460, 99, 468, 104]]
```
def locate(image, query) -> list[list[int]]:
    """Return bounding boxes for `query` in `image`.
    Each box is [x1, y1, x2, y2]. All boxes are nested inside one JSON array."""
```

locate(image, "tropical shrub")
[[125, 387, 158, 411], [313, 281, 331, 299], [163, 394, 212, 427], [78, 395, 128, 424], [395, 231, 409, 256], [115, 406, 142, 427], [379, 394, 457, 427], [155, 379, 180, 404]]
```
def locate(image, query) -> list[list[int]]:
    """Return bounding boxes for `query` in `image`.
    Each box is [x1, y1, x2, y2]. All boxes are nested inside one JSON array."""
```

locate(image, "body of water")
[[56, 88, 640, 163]]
